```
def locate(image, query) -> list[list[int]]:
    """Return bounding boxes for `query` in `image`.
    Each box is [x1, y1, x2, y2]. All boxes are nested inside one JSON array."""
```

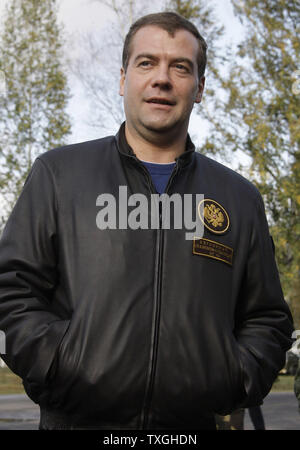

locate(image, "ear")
[[119, 67, 125, 97], [195, 76, 205, 104]]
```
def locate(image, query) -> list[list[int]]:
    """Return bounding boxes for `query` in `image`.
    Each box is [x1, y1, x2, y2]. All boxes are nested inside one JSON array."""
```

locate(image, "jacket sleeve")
[[235, 192, 294, 408], [0, 157, 69, 404]]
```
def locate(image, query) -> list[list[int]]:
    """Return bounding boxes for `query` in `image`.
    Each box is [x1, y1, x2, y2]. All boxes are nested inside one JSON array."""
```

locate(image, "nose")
[[151, 64, 172, 90]]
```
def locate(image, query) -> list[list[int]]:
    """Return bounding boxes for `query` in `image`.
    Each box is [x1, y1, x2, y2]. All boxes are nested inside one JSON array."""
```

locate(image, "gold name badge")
[[193, 238, 233, 266]]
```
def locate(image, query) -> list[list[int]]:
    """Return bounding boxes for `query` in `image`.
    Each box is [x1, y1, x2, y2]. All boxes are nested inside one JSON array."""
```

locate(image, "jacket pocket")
[[213, 332, 247, 415], [46, 318, 72, 384], [40, 319, 73, 407], [228, 335, 248, 410], [24, 319, 71, 406]]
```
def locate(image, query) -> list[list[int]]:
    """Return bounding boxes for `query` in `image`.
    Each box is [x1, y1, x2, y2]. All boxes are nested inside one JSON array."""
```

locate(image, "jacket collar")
[[115, 122, 195, 168]]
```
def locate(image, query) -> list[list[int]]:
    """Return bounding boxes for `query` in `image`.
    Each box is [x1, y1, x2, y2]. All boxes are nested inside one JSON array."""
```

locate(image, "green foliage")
[[0, 0, 71, 227], [166, 0, 201, 20], [211, 0, 300, 315]]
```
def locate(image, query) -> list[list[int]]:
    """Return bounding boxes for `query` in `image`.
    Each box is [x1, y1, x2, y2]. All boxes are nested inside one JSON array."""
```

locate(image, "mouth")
[[145, 97, 176, 106]]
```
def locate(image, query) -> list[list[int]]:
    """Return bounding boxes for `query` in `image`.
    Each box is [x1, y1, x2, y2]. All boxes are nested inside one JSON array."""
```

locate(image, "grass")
[[0, 367, 296, 395], [271, 375, 295, 392], [0, 367, 25, 394]]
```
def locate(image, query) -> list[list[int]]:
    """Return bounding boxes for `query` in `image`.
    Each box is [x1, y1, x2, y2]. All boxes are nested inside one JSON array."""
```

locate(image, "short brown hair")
[[122, 12, 207, 79]]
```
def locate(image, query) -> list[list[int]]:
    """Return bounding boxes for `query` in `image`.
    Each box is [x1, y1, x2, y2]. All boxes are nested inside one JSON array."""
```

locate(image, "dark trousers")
[[248, 406, 265, 430]]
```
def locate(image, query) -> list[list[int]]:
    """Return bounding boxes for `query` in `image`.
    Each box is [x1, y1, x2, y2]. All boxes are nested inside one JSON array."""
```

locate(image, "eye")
[[138, 60, 152, 68], [174, 63, 189, 72]]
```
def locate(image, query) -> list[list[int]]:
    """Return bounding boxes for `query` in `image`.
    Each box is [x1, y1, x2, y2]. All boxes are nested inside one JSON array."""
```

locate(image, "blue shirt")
[[141, 160, 176, 194]]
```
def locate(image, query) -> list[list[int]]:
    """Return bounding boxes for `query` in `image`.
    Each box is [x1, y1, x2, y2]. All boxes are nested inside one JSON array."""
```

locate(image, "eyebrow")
[[133, 53, 159, 64], [134, 53, 195, 70]]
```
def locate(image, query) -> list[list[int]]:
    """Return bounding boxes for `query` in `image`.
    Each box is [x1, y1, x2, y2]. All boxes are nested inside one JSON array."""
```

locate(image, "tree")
[[166, 0, 201, 19], [213, 0, 300, 319], [0, 0, 71, 228]]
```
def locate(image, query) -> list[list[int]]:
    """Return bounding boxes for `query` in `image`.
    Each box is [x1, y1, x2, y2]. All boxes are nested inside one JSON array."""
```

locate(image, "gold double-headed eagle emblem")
[[204, 203, 225, 228], [198, 199, 230, 234]]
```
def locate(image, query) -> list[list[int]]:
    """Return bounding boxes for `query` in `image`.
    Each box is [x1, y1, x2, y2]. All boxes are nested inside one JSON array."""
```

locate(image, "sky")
[[0, 0, 245, 148]]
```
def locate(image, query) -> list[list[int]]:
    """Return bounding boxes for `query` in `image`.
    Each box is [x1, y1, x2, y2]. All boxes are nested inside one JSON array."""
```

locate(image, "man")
[[0, 12, 294, 430]]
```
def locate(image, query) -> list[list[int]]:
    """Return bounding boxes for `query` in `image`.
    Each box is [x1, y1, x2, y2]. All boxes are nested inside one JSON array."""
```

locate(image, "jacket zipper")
[[137, 161, 180, 429]]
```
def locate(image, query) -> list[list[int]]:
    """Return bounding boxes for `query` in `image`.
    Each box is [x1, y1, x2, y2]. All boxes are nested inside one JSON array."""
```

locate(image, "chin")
[[143, 120, 178, 134]]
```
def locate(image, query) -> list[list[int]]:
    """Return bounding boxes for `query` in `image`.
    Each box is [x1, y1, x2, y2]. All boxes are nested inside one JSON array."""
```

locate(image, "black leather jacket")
[[0, 123, 293, 429]]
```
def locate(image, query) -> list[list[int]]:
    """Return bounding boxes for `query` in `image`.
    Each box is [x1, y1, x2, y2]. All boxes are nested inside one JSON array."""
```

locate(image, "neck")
[[124, 122, 187, 163]]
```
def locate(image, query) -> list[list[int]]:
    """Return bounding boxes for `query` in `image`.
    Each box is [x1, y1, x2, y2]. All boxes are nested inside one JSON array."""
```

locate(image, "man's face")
[[119, 25, 205, 140]]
